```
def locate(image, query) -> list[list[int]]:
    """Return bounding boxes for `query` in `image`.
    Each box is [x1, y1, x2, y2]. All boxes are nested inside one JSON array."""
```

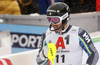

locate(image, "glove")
[[39, 42, 57, 61], [39, 45, 49, 60], [84, 64, 89, 65]]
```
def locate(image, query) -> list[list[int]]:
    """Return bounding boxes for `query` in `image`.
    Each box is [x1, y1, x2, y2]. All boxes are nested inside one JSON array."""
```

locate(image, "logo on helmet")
[[57, 10, 60, 13]]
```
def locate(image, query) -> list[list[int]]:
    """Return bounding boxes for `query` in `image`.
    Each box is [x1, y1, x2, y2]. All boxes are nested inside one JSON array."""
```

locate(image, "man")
[[37, 0, 51, 14], [18, 0, 40, 14], [36, 2, 99, 65], [0, 0, 21, 15]]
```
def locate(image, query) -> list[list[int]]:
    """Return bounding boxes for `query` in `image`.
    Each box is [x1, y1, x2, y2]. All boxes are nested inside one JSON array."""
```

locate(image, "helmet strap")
[[62, 18, 68, 30]]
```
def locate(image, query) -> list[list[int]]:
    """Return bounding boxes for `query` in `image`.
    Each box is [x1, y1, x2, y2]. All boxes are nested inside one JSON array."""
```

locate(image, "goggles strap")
[[61, 12, 68, 20]]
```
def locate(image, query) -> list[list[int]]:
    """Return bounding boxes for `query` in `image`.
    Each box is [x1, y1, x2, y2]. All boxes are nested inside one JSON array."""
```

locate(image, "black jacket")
[[18, 0, 40, 14], [64, 0, 96, 13]]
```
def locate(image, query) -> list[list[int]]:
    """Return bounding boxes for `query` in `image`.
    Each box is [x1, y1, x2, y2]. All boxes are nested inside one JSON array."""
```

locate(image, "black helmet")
[[46, 2, 70, 31], [47, 2, 70, 16]]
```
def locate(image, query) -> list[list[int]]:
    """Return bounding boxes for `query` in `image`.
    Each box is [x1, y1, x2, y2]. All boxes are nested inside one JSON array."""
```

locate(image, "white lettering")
[[83, 32, 90, 43], [11, 34, 42, 48], [11, 34, 19, 46], [28, 36, 36, 48], [19, 35, 28, 47], [37, 36, 42, 48]]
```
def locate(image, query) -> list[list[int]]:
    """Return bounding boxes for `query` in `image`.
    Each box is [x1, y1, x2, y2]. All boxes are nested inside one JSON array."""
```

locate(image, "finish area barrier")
[[0, 23, 100, 49], [0, 12, 100, 49], [0, 32, 100, 65], [0, 23, 48, 49]]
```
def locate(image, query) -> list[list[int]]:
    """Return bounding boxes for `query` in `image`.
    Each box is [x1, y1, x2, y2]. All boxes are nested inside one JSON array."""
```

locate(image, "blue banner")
[[0, 23, 49, 49]]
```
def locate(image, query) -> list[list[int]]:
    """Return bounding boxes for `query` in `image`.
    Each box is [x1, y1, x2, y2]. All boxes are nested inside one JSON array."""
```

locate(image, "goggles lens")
[[47, 17, 60, 24]]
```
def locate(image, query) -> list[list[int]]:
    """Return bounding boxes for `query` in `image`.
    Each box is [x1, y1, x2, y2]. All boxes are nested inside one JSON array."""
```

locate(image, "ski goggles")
[[47, 12, 68, 25]]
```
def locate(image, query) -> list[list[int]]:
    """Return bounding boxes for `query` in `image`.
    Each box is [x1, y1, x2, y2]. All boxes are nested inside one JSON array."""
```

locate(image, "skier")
[[36, 2, 99, 65]]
